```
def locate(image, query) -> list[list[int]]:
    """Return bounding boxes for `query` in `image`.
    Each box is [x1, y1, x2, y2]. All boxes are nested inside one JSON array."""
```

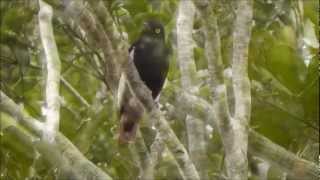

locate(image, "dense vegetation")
[[0, 0, 318, 179]]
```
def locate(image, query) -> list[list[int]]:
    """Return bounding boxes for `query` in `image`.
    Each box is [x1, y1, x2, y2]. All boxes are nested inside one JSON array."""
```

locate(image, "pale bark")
[[0, 91, 113, 180], [41, 0, 200, 179], [229, 0, 253, 179], [249, 130, 320, 180], [39, 0, 61, 143], [176, 1, 207, 179], [162, 86, 320, 179], [132, 130, 154, 180], [55, 0, 121, 94], [193, 0, 253, 179], [177, 0, 197, 88], [124, 50, 201, 180]]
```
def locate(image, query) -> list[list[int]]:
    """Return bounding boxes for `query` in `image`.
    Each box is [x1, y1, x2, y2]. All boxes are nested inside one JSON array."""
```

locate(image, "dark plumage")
[[130, 20, 169, 98], [118, 20, 169, 143]]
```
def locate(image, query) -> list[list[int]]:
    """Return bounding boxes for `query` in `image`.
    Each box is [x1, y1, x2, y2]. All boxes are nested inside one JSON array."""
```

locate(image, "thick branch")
[[39, 0, 61, 142], [176, 1, 207, 179], [194, 0, 253, 179], [124, 50, 200, 180], [249, 130, 320, 180], [177, 0, 197, 88], [43, 0, 200, 178], [232, 0, 253, 139], [228, 0, 253, 179], [0, 91, 113, 180], [162, 87, 320, 179]]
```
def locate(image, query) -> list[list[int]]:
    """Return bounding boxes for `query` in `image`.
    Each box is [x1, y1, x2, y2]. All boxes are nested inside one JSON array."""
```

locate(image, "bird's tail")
[[118, 97, 144, 144]]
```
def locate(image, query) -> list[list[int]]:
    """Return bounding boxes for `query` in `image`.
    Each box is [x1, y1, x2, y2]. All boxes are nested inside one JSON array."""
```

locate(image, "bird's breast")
[[133, 43, 168, 97]]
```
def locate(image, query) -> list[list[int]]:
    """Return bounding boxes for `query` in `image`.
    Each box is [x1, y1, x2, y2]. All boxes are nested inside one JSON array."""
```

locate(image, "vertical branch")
[[177, 0, 197, 88], [230, 0, 253, 178], [38, 0, 61, 142], [194, 0, 253, 179], [176, 1, 208, 179], [232, 0, 252, 130]]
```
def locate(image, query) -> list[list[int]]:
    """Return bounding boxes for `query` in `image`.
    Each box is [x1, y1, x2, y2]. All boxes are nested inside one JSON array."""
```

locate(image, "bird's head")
[[141, 20, 165, 40]]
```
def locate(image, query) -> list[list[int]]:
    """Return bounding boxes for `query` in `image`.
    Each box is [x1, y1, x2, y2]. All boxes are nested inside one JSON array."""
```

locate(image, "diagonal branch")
[[162, 86, 320, 179], [124, 50, 201, 180], [55, 0, 122, 94], [249, 130, 320, 180], [42, 0, 201, 179], [0, 91, 113, 180]]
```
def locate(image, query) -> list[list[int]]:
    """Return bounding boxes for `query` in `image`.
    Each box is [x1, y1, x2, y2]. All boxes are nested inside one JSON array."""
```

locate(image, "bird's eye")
[[154, 28, 161, 34]]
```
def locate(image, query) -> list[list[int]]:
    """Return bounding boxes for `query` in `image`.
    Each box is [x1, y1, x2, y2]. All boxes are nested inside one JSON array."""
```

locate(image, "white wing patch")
[[117, 73, 127, 108]]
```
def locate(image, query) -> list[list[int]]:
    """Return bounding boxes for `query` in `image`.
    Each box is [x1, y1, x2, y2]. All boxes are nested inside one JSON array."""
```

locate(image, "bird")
[[118, 20, 169, 143]]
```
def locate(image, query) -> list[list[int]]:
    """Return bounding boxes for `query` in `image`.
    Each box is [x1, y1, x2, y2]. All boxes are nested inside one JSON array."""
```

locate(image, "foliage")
[[0, 0, 318, 179]]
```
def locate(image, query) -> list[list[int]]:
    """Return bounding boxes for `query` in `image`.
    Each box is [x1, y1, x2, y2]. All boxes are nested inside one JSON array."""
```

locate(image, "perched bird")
[[118, 20, 169, 143]]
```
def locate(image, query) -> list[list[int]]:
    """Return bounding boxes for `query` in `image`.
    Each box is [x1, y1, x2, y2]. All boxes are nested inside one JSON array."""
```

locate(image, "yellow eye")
[[155, 28, 161, 34]]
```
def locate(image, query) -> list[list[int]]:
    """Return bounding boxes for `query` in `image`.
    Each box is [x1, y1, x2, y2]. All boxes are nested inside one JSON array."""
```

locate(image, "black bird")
[[130, 20, 169, 99], [118, 20, 169, 143]]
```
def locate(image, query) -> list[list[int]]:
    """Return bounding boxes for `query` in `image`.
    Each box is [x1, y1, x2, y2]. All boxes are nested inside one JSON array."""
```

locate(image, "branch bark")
[[249, 130, 320, 180], [124, 50, 201, 180], [176, 1, 207, 179], [162, 86, 320, 179], [0, 91, 113, 180], [193, 0, 253, 179], [54, 0, 122, 94], [229, 0, 253, 179], [41, 1, 200, 179], [131, 130, 155, 180], [39, 0, 61, 143]]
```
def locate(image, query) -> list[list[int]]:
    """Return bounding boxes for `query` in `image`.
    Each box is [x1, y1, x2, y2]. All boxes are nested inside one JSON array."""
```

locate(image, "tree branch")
[[42, 1, 200, 179], [176, 1, 207, 179], [193, 0, 253, 179], [39, 0, 61, 143], [229, 0, 253, 179], [61, 76, 90, 108], [162, 86, 320, 179], [0, 91, 113, 180], [124, 50, 200, 180], [249, 130, 320, 180], [55, 0, 122, 94]]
